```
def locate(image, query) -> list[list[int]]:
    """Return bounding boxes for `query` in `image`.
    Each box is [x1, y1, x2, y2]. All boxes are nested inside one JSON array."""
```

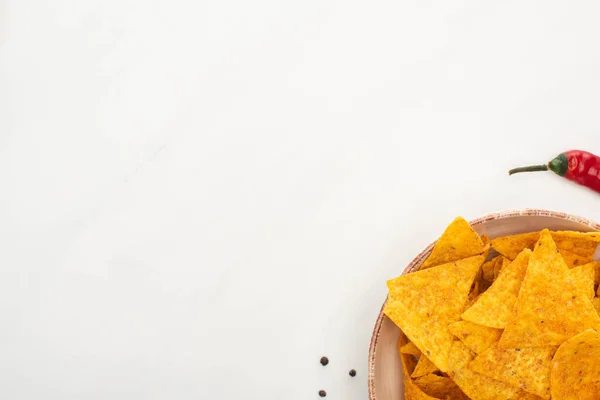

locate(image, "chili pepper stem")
[[508, 165, 549, 175]]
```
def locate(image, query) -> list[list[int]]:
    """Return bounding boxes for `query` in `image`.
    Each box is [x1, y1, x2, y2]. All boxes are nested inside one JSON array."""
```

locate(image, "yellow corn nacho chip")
[[593, 297, 600, 315], [469, 342, 556, 399], [568, 262, 596, 300], [414, 374, 469, 400], [411, 355, 439, 378], [550, 329, 600, 400], [491, 230, 600, 260], [462, 249, 531, 329], [400, 340, 422, 357], [399, 334, 438, 400], [499, 231, 600, 348], [552, 230, 600, 258], [558, 248, 593, 268], [447, 341, 525, 399], [481, 258, 497, 283], [493, 256, 511, 280], [448, 320, 502, 354], [491, 232, 539, 260], [421, 217, 485, 269], [385, 255, 484, 372]]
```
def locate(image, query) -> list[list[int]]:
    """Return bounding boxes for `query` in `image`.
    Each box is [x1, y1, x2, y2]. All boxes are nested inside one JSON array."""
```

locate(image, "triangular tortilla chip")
[[399, 334, 438, 400], [448, 320, 502, 354], [491, 230, 600, 260], [399, 340, 422, 356], [414, 374, 469, 400], [593, 298, 600, 316], [550, 329, 600, 400], [462, 249, 531, 329], [468, 342, 556, 399], [491, 232, 539, 260], [421, 217, 484, 269], [411, 355, 439, 378], [552, 230, 600, 257], [493, 256, 510, 280], [558, 248, 592, 268], [385, 255, 484, 372], [447, 341, 526, 399], [568, 262, 595, 300], [481, 258, 497, 283], [499, 231, 600, 348]]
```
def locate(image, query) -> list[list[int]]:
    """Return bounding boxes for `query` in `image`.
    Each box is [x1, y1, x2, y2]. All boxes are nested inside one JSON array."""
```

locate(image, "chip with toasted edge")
[[550, 329, 600, 400], [494, 256, 511, 280], [558, 248, 592, 268], [420, 217, 484, 269], [400, 340, 422, 357], [385, 255, 485, 372], [500, 230, 600, 348], [462, 249, 531, 329], [448, 320, 502, 354], [491, 230, 600, 260], [414, 374, 469, 400], [468, 342, 556, 399], [447, 341, 524, 400], [568, 262, 595, 300], [412, 355, 439, 378]]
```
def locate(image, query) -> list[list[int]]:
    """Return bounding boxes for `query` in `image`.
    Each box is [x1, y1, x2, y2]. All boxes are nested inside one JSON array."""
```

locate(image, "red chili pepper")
[[509, 150, 600, 193]]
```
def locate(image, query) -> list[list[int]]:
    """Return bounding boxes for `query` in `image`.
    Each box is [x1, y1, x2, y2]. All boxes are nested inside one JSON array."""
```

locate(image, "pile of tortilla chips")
[[385, 217, 600, 399]]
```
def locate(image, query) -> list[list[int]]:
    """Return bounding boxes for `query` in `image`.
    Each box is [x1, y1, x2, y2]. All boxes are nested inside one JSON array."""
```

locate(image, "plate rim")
[[367, 208, 600, 400]]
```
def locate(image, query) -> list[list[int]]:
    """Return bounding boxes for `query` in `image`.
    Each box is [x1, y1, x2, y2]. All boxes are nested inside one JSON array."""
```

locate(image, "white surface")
[[2, 1, 600, 399]]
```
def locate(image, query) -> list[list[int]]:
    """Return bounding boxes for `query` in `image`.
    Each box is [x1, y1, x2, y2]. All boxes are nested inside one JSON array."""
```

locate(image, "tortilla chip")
[[421, 217, 484, 269], [593, 261, 600, 286], [491, 232, 539, 260], [411, 355, 439, 378], [552, 230, 600, 258], [447, 341, 524, 399], [559, 248, 592, 268], [399, 333, 419, 373], [400, 340, 422, 357], [462, 249, 531, 329], [414, 374, 469, 400], [568, 262, 596, 300], [403, 362, 438, 400], [464, 292, 482, 312], [448, 320, 502, 354], [399, 334, 438, 400], [481, 258, 497, 283], [468, 342, 556, 399], [385, 255, 484, 372], [491, 230, 600, 261], [499, 230, 600, 348], [493, 256, 510, 280], [593, 298, 600, 316], [550, 329, 600, 400]]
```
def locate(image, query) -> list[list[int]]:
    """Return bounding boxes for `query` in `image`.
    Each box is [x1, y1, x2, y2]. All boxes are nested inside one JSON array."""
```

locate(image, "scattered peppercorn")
[[318, 390, 327, 397], [349, 369, 357, 377], [320, 357, 329, 366]]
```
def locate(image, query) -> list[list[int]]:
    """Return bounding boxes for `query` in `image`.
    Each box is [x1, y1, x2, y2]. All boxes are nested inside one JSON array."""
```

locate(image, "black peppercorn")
[[318, 390, 327, 397], [320, 357, 329, 366], [349, 369, 356, 377]]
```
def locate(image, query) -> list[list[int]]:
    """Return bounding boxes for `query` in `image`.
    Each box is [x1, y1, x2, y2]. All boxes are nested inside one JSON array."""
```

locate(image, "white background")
[[2, 1, 600, 399]]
